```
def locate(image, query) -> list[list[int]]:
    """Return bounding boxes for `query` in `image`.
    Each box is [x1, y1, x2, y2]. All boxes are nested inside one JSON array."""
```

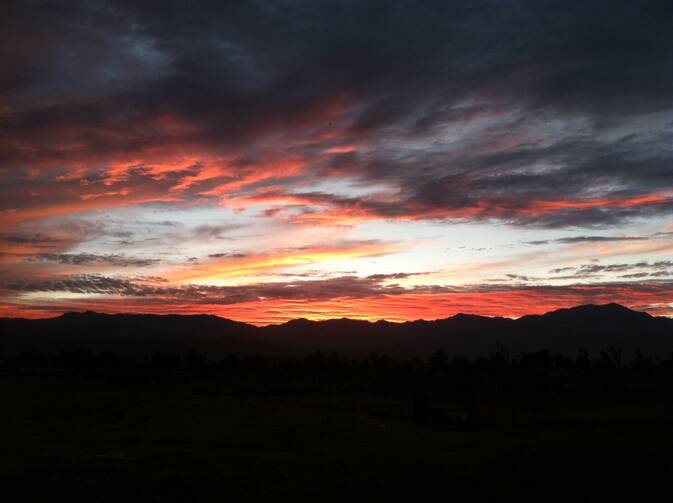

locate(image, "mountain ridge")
[[4, 302, 662, 325], [1, 303, 672, 357]]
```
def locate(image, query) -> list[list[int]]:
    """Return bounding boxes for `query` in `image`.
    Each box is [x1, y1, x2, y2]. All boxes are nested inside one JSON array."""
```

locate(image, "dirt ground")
[[3, 372, 673, 502]]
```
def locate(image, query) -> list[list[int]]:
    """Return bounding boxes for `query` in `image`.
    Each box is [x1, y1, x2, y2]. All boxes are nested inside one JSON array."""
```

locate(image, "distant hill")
[[1, 304, 672, 357], [0, 311, 277, 356]]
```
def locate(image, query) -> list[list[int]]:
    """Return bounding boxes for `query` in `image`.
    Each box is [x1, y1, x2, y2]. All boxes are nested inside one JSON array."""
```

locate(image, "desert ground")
[[3, 364, 673, 502]]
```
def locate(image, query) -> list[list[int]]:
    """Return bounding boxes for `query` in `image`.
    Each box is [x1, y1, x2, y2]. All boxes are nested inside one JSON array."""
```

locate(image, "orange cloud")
[[0, 191, 179, 226], [168, 240, 406, 283], [521, 190, 673, 214]]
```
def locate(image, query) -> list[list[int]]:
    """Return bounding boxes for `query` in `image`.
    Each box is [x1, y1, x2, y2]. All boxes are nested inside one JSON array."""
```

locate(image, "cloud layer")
[[2, 1, 673, 320]]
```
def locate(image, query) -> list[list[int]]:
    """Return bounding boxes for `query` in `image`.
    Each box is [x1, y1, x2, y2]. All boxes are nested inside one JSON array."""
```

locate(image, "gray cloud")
[[6, 271, 673, 311], [33, 253, 160, 267], [207, 252, 248, 259], [2, 0, 673, 232], [550, 261, 673, 276], [192, 224, 242, 239], [527, 235, 650, 246], [5, 274, 148, 296]]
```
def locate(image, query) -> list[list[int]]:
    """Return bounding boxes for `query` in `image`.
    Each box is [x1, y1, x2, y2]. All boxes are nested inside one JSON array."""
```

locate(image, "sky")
[[2, 0, 673, 323]]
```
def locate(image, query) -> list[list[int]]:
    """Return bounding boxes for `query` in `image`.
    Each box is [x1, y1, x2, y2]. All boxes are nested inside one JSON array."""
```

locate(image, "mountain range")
[[1, 303, 672, 357]]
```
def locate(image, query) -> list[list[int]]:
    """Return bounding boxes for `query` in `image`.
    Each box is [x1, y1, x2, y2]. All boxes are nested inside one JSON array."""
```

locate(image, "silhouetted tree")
[[575, 348, 592, 372], [631, 350, 654, 374], [185, 350, 206, 370], [431, 349, 449, 373]]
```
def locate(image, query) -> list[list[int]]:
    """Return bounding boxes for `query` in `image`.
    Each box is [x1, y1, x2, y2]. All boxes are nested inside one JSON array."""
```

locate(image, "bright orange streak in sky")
[[169, 242, 406, 282]]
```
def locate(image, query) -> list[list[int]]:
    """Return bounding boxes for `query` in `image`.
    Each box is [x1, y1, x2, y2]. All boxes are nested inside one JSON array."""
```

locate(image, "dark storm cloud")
[[2, 0, 673, 228]]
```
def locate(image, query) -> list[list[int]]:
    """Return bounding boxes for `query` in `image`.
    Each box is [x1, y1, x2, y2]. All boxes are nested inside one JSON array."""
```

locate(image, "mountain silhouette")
[[1, 303, 672, 357], [0, 311, 277, 356]]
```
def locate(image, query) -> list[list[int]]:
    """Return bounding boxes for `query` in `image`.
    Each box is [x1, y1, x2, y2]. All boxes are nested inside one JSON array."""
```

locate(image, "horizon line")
[[1, 302, 658, 326]]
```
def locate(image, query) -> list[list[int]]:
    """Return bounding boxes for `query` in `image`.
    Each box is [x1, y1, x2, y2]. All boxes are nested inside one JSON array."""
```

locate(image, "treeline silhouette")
[[5, 345, 673, 500], [2, 346, 670, 377]]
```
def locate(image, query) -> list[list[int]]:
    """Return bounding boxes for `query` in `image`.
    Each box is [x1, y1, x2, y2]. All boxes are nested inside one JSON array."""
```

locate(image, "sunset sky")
[[2, 0, 673, 323]]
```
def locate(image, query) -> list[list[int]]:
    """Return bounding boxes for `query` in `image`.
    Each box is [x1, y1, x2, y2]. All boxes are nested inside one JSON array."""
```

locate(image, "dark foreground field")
[[3, 360, 673, 502]]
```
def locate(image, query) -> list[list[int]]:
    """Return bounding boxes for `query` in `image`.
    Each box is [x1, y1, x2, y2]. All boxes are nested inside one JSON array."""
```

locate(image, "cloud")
[[4, 273, 408, 302], [207, 252, 248, 259], [365, 272, 434, 281], [1, 1, 672, 230], [5, 274, 147, 296], [33, 253, 160, 267], [527, 235, 650, 245], [3, 1, 673, 322], [0, 233, 66, 246], [169, 239, 405, 282], [192, 224, 242, 239], [549, 261, 673, 276], [6, 270, 672, 307], [6, 272, 673, 322]]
